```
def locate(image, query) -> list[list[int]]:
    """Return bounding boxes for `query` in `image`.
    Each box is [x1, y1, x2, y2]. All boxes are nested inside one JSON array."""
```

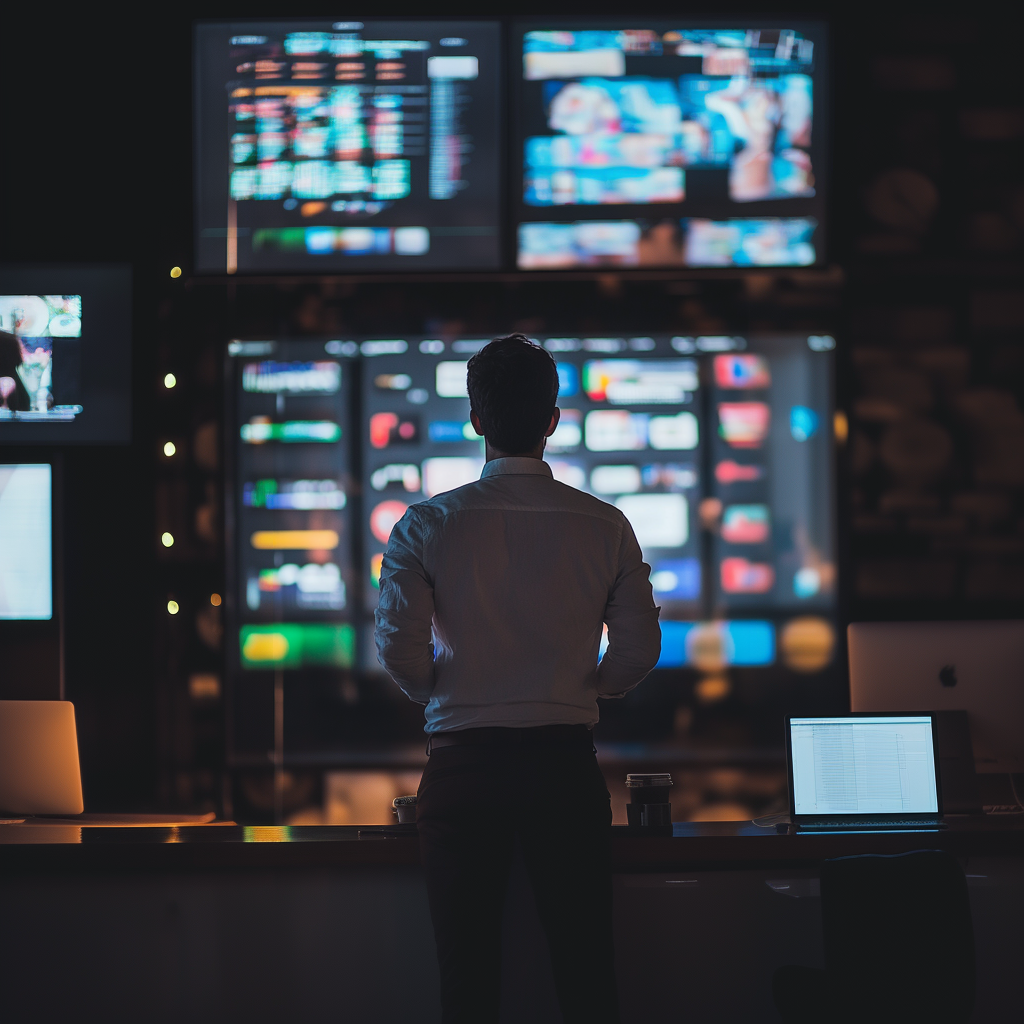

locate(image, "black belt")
[[427, 724, 594, 754]]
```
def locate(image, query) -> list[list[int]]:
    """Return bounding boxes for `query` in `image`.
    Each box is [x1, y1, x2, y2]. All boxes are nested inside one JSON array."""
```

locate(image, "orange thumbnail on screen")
[[251, 530, 339, 550]]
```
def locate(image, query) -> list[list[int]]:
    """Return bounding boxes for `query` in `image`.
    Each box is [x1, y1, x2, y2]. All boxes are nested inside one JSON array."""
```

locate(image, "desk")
[[1, 820, 1021, 1023]]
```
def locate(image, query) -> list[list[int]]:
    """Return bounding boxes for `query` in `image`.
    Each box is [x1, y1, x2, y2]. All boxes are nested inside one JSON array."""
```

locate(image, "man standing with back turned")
[[375, 334, 662, 1024]]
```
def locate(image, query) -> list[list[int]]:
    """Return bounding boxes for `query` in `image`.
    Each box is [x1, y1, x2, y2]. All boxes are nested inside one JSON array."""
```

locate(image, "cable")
[[1009, 773, 1024, 812], [752, 810, 791, 828]]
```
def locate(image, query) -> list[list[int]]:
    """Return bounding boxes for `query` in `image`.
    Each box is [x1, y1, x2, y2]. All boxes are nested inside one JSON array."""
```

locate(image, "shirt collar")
[[480, 457, 553, 479]]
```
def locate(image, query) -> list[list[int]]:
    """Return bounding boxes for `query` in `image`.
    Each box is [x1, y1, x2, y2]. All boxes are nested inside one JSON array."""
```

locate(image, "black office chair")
[[773, 849, 975, 1024]]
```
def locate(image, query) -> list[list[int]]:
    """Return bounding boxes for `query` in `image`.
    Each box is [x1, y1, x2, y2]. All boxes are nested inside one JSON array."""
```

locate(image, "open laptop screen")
[[789, 716, 938, 816]]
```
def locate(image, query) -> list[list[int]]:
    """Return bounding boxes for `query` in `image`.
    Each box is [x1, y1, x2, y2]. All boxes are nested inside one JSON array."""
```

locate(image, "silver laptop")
[[0, 701, 84, 815], [848, 621, 1024, 773], [786, 714, 943, 831]]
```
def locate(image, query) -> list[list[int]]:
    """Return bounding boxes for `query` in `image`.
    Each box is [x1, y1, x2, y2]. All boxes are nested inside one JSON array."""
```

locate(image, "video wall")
[[227, 334, 836, 699], [195, 19, 827, 273]]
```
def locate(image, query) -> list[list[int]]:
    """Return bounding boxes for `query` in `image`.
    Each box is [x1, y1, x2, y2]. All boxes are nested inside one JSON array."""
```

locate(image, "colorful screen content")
[[0, 267, 131, 443], [0, 296, 82, 422], [230, 341, 357, 672], [196, 21, 503, 273], [515, 22, 826, 269], [359, 333, 836, 672], [0, 464, 52, 620], [230, 334, 835, 677]]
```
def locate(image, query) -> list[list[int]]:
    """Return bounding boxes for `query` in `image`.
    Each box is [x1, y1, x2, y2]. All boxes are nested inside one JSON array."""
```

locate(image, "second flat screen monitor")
[[195, 20, 503, 273], [514, 21, 827, 270]]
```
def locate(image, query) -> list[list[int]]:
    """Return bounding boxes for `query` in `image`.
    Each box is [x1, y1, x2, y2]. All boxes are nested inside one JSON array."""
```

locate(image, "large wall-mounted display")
[[0, 267, 132, 444], [226, 333, 835, 757], [514, 21, 828, 269], [195, 19, 829, 275], [195, 20, 503, 273]]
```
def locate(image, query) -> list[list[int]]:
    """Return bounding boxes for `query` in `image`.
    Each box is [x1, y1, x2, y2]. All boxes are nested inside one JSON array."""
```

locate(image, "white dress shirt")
[[374, 457, 662, 733]]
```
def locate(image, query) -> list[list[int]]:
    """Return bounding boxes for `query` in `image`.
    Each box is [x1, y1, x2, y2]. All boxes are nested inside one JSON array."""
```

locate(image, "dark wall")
[[2, 4, 1023, 812]]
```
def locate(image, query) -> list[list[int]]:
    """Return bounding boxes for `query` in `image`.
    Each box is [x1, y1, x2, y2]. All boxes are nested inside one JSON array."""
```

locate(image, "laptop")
[[848, 620, 1024, 773], [0, 701, 84, 816], [786, 714, 944, 831]]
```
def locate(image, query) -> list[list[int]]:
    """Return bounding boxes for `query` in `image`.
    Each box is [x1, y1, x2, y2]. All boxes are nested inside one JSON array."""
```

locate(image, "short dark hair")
[[467, 334, 559, 454]]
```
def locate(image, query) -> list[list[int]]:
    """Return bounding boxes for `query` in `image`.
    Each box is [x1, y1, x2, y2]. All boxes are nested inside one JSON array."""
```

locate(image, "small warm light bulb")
[[163, 441, 176, 457], [210, 593, 222, 607], [167, 600, 180, 615], [164, 373, 177, 389], [161, 532, 175, 548], [833, 410, 849, 444], [170, 266, 182, 279]]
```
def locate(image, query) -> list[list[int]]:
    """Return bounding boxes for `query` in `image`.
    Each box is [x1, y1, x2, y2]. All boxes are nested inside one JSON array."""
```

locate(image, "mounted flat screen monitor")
[[513, 21, 828, 270], [0, 464, 51, 620], [0, 266, 131, 444], [359, 333, 837, 675], [195, 20, 503, 273], [226, 336, 836, 677]]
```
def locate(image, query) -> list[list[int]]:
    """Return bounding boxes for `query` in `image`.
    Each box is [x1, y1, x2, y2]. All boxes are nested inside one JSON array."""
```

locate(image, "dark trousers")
[[416, 727, 620, 1024]]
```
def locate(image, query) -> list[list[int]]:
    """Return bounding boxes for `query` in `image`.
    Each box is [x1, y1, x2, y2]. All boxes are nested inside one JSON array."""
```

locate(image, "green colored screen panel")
[[240, 623, 355, 670]]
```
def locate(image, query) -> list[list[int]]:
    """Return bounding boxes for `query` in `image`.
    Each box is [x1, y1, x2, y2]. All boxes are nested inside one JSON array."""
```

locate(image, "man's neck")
[[484, 442, 545, 463]]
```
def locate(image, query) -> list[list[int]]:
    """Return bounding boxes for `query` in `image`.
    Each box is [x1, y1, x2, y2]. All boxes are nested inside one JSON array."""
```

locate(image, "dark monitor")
[[513, 21, 828, 269], [195, 20, 503, 274], [0, 266, 131, 444]]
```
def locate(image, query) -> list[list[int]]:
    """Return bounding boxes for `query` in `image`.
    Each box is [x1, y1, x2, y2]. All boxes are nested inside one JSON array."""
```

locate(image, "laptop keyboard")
[[802, 819, 940, 828]]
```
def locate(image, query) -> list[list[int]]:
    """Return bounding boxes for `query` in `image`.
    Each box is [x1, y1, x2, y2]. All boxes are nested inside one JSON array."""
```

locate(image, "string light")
[[161, 532, 175, 548], [164, 373, 177, 389], [163, 441, 176, 457], [210, 593, 222, 607], [170, 267, 182, 279], [167, 600, 180, 615]]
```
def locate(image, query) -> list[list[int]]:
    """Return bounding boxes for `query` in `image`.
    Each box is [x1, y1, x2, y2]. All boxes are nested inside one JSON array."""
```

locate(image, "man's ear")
[[544, 407, 561, 438], [470, 409, 485, 437]]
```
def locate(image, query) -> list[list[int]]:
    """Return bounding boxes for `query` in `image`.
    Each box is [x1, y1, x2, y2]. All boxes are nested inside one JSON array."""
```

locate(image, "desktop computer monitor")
[[195, 20, 503, 273], [849, 620, 1024, 773], [0, 266, 131, 444], [513, 20, 828, 269]]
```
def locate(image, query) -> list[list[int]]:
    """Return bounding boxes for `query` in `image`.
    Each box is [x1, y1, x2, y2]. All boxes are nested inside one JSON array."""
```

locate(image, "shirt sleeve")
[[374, 506, 436, 704], [596, 516, 661, 698]]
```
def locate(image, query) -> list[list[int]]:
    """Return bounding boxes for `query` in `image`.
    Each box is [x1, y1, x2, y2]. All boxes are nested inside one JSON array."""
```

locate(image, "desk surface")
[[1, 817, 1022, 871]]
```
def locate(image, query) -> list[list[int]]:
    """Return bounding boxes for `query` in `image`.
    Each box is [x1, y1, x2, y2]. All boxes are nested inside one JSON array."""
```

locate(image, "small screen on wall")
[[0, 266, 131, 444]]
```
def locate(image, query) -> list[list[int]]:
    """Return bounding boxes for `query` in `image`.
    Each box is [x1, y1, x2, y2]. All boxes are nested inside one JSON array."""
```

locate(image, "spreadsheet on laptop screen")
[[790, 716, 938, 816]]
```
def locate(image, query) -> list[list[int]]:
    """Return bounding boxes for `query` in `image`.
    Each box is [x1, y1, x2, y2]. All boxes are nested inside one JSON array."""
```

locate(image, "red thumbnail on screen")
[[720, 557, 775, 594], [714, 354, 771, 390], [718, 403, 770, 448]]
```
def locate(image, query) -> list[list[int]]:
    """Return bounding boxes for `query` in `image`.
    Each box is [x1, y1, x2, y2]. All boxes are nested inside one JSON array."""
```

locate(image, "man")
[[375, 334, 661, 1024]]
